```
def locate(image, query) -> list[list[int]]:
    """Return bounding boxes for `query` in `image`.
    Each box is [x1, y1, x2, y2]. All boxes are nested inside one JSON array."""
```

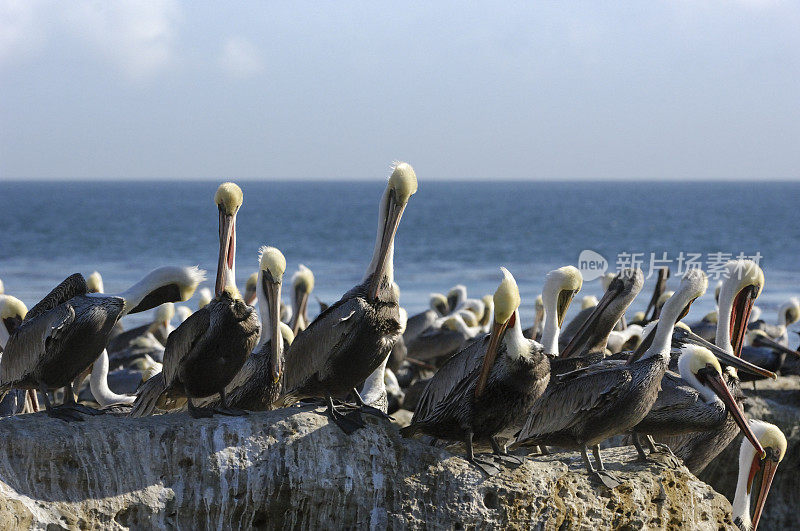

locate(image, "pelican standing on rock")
[[201, 247, 293, 411], [659, 260, 764, 474], [131, 182, 260, 418], [401, 268, 550, 475], [277, 162, 417, 433], [0, 266, 204, 421], [514, 269, 707, 485]]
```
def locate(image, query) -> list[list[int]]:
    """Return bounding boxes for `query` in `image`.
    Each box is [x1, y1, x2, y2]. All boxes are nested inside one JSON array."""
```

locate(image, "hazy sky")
[[2, 1, 799, 181]]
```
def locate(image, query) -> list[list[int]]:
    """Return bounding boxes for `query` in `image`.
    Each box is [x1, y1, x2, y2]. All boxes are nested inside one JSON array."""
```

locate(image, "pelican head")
[[678, 345, 765, 460], [718, 260, 764, 357], [258, 246, 287, 383], [291, 264, 315, 335], [197, 287, 212, 310], [244, 272, 258, 306], [543, 266, 583, 328], [779, 297, 800, 326], [214, 182, 244, 298], [429, 293, 448, 316], [176, 305, 193, 323], [154, 303, 175, 327], [447, 285, 468, 313], [123, 266, 206, 315], [0, 295, 27, 347], [560, 268, 644, 358], [581, 295, 598, 310], [367, 162, 417, 301], [87, 271, 104, 293], [733, 420, 786, 531], [476, 267, 521, 396]]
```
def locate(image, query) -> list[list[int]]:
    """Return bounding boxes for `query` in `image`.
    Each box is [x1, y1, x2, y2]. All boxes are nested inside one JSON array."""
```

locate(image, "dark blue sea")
[[2, 180, 799, 331]]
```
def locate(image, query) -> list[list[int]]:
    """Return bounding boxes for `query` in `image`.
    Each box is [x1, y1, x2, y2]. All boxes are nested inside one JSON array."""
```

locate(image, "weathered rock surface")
[[700, 375, 800, 530], [0, 405, 736, 530]]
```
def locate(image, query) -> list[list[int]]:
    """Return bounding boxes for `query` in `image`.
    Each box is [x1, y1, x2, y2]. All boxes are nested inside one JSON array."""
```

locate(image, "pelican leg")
[[490, 436, 524, 466], [213, 389, 248, 416], [351, 388, 393, 421], [585, 444, 621, 488], [27, 389, 39, 412], [187, 398, 214, 419], [466, 431, 500, 476], [632, 433, 650, 462], [60, 382, 104, 416], [40, 384, 83, 422], [325, 396, 365, 435], [645, 435, 681, 468]]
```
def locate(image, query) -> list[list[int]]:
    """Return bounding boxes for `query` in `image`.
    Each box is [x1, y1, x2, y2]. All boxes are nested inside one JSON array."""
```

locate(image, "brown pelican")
[[0, 295, 30, 416], [552, 269, 644, 375], [289, 264, 314, 335], [409, 296, 437, 333], [748, 297, 800, 346], [630, 344, 767, 461], [405, 313, 475, 364], [658, 260, 764, 474], [200, 246, 293, 411], [539, 266, 583, 356], [732, 420, 786, 531], [740, 330, 800, 383], [401, 268, 550, 474], [131, 182, 260, 418], [0, 266, 204, 421], [446, 285, 468, 313], [514, 269, 707, 484], [277, 162, 417, 433], [243, 272, 258, 306], [524, 295, 544, 340]]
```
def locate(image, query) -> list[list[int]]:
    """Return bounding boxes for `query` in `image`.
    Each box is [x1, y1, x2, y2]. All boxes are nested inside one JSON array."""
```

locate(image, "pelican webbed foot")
[[46, 406, 86, 422], [214, 390, 248, 416], [490, 436, 525, 466], [581, 444, 622, 488], [187, 399, 214, 419], [326, 396, 365, 435], [645, 436, 681, 468]]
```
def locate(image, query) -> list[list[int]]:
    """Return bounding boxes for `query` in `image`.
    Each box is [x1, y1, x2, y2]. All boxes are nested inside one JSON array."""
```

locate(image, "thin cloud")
[[218, 36, 264, 79]]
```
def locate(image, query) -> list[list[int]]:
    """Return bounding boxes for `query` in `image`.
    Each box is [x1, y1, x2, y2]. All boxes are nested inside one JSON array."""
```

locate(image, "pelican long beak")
[[675, 330, 777, 379], [561, 281, 622, 358], [748, 450, 780, 531], [368, 190, 405, 302], [731, 285, 758, 357], [262, 271, 283, 383], [556, 289, 577, 329], [475, 313, 513, 397], [215, 210, 236, 297], [752, 333, 800, 359], [292, 286, 310, 336], [703, 368, 765, 458]]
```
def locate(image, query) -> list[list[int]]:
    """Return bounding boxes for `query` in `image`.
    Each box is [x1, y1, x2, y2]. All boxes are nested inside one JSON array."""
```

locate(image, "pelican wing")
[[411, 334, 490, 425], [25, 274, 86, 323], [406, 327, 467, 361], [1, 304, 76, 383], [649, 371, 702, 412], [282, 297, 367, 393], [162, 307, 210, 385], [517, 363, 632, 442]]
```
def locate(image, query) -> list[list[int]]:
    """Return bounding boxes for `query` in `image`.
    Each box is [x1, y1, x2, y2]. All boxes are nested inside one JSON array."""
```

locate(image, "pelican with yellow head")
[[539, 266, 583, 356], [402, 268, 551, 475]]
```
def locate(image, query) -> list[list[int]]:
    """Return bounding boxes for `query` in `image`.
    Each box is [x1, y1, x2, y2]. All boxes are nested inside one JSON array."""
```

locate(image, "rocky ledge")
[[700, 375, 800, 530], [0, 405, 735, 530]]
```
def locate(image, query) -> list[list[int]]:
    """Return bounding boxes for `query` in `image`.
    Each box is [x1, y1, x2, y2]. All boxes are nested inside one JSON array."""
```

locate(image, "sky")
[[1, 1, 799, 181]]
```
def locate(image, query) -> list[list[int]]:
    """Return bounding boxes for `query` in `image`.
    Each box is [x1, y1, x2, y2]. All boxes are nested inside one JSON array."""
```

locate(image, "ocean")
[[2, 180, 799, 333]]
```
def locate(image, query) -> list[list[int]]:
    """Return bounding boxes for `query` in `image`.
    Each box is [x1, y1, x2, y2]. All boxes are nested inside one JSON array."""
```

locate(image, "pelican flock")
[[1, 162, 796, 529]]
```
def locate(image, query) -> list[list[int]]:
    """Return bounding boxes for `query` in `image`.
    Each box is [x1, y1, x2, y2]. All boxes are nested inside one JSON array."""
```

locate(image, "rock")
[[700, 375, 800, 530], [0, 406, 735, 529]]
